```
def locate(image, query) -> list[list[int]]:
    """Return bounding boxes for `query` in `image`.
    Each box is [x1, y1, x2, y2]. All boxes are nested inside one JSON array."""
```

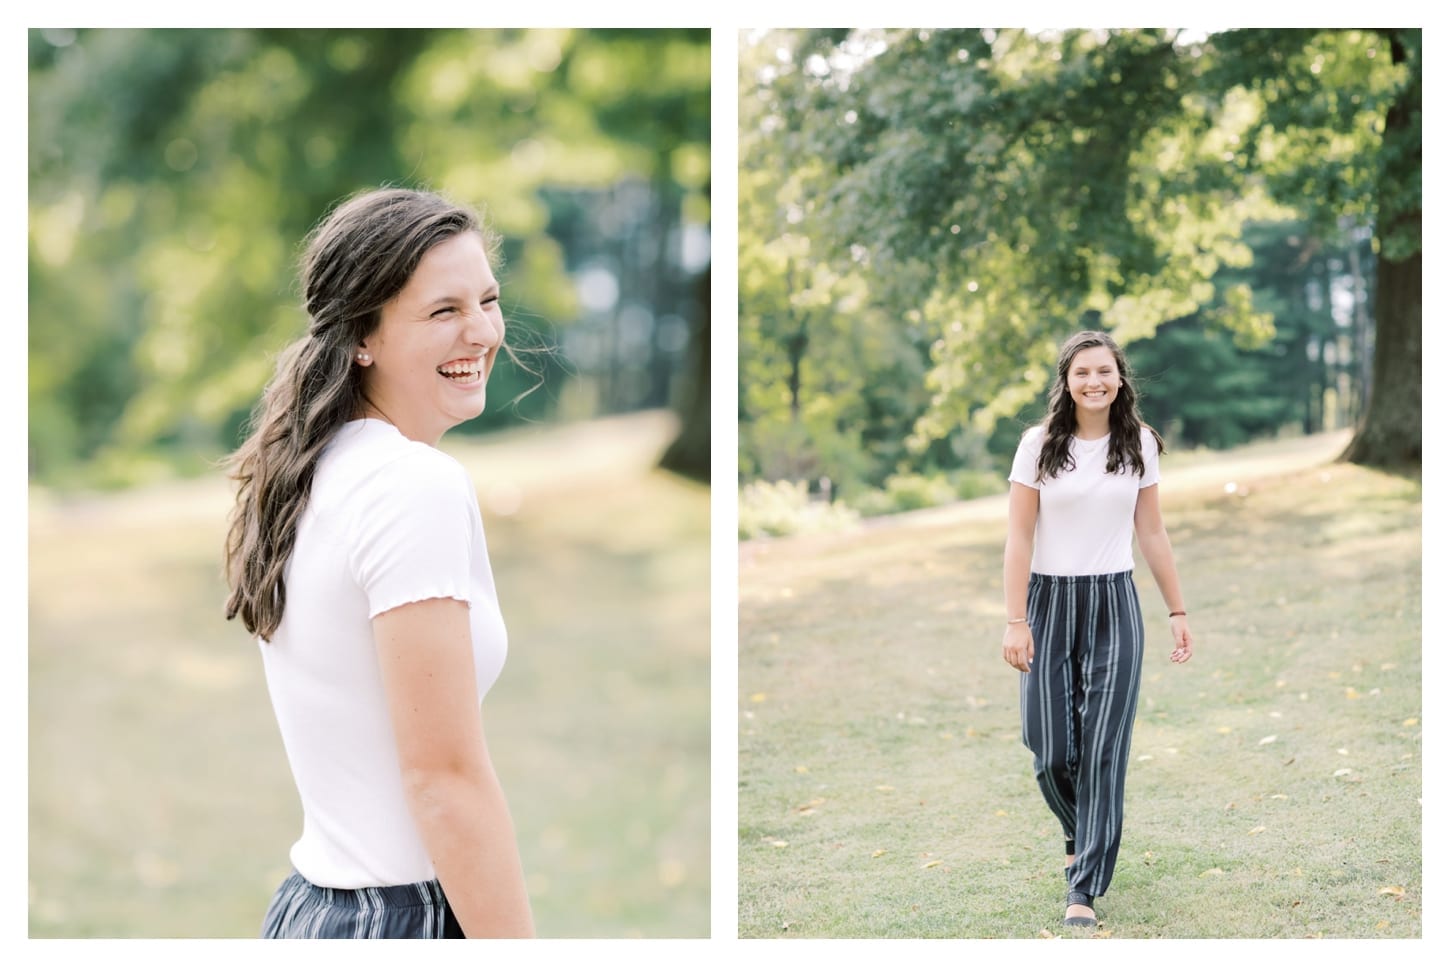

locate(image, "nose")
[[464, 303, 505, 351]]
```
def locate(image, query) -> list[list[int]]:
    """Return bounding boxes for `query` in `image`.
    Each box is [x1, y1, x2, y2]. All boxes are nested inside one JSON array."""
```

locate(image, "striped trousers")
[[260, 869, 464, 938], [1019, 570, 1144, 901]]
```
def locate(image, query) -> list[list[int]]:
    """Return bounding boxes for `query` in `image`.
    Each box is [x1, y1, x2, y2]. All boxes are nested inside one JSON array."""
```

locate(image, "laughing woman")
[[1001, 330, 1194, 930], [224, 188, 535, 938]]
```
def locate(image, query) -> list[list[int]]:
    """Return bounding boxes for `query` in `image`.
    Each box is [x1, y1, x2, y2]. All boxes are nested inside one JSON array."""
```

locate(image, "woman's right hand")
[[1002, 622, 1035, 673]]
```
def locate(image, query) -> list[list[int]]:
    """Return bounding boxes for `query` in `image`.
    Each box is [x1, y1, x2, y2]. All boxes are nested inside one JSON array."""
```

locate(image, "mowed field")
[[29, 410, 709, 938], [738, 430, 1422, 939]]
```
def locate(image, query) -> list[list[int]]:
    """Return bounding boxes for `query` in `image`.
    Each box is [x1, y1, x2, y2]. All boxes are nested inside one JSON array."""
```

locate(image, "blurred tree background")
[[29, 27, 710, 487], [738, 28, 1419, 536], [28, 27, 710, 939]]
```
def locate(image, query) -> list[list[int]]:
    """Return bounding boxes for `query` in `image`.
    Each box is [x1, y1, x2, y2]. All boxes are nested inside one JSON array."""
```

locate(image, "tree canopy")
[[29, 28, 710, 486], [739, 27, 1419, 499]]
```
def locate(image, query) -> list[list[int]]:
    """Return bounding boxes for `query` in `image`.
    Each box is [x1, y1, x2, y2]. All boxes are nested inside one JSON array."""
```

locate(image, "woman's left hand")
[[1169, 614, 1193, 664]]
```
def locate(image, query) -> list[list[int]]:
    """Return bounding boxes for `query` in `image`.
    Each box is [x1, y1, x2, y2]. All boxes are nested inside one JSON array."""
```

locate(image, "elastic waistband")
[[1029, 570, 1133, 586], [281, 870, 447, 909]]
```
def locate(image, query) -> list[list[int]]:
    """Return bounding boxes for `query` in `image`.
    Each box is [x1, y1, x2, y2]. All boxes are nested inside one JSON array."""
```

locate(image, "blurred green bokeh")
[[29, 27, 710, 487]]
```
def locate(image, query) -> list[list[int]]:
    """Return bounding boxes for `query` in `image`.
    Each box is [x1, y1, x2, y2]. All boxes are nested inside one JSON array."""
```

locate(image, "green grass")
[[28, 410, 708, 938], [738, 431, 1421, 938]]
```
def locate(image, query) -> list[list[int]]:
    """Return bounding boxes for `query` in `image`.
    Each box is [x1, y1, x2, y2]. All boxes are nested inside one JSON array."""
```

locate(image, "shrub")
[[738, 479, 859, 540]]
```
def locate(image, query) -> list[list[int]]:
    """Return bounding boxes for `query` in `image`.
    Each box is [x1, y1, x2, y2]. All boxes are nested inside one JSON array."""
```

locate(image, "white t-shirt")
[[1008, 424, 1160, 576], [259, 418, 508, 889]]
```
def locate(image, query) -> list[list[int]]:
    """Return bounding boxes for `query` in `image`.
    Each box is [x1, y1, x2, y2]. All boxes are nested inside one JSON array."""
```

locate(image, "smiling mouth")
[[437, 360, 483, 384]]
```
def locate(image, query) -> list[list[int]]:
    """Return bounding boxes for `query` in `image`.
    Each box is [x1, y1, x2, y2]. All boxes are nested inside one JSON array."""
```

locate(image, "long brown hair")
[[1033, 330, 1164, 483], [224, 187, 496, 640]]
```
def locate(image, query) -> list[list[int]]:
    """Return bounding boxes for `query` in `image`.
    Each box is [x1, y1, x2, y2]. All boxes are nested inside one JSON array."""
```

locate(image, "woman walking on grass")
[[224, 187, 534, 938], [1001, 329, 1194, 930]]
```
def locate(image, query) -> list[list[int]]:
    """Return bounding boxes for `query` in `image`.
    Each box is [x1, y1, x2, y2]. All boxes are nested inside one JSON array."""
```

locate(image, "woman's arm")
[[373, 597, 535, 937], [1002, 482, 1039, 673], [1133, 484, 1193, 663]]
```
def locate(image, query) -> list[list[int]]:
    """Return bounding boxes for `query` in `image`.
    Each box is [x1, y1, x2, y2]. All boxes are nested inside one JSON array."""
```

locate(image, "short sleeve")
[[1138, 428, 1161, 489], [348, 450, 475, 619], [1008, 426, 1044, 490]]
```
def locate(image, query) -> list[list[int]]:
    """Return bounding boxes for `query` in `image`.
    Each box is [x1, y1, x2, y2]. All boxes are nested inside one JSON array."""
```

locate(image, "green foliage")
[[28, 28, 709, 485], [738, 480, 860, 540], [738, 26, 1420, 488], [845, 469, 1005, 518]]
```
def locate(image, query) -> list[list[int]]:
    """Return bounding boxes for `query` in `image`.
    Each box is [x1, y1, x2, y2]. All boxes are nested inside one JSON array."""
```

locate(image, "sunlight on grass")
[[29, 411, 708, 938], [739, 433, 1419, 939]]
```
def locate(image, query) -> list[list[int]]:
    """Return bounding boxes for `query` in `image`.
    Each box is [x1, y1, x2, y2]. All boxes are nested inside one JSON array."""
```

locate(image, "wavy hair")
[[224, 187, 497, 640], [1033, 330, 1164, 483]]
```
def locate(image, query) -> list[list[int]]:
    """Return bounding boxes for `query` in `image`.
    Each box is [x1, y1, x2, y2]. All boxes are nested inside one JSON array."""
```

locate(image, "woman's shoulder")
[[323, 422, 472, 503], [1019, 424, 1046, 446]]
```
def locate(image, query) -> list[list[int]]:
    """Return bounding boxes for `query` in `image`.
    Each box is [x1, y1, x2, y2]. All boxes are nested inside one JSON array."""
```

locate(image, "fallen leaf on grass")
[[1038, 929, 1055, 939], [1249, 826, 1266, 835], [1217, 727, 1232, 735], [1345, 687, 1360, 700], [995, 809, 1008, 817], [1271, 794, 1288, 800], [922, 860, 942, 869], [795, 765, 809, 774], [1403, 718, 1418, 727], [872, 849, 887, 858], [1337, 748, 1349, 756], [1259, 735, 1277, 745], [876, 785, 895, 792], [1200, 868, 1225, 877], [1376, 920, 1389, 930], [769, 840, 789, 848], [795, 798, 825, 814], [1334, 768, 1353, 777], [750, 693, 767, 703], [1137, 754, 1153, 761], [1379, 886, 1405, 898]]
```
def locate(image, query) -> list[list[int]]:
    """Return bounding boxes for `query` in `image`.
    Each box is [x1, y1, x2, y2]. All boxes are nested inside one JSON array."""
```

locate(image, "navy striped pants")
[[1019, 570, 1144, 901], [261, 869, 464, 938]]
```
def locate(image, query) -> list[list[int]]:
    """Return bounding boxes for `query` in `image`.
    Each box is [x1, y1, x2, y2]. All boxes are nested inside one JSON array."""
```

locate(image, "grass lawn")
[[28, 410, 709, 938], [738, 430, 1421, 939]]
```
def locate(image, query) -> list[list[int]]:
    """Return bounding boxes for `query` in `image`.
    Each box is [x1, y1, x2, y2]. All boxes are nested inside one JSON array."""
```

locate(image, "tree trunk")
[[658, 265, 710, 482], [1340, 247, 1420, 467], [1341, 29, 1421, 469]]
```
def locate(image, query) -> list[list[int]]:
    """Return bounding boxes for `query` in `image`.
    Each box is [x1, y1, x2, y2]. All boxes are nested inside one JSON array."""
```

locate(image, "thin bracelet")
[[1168, 610, 1187, 617], [1007, 617, 1028, 624]]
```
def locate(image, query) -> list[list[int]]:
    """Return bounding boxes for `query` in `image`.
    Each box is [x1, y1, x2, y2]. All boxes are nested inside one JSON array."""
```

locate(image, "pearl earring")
[[356, 352, 370, 364]]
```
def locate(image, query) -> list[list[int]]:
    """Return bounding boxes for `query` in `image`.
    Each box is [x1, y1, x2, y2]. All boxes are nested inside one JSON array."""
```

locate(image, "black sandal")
[[1063, 889, 1096, 928]]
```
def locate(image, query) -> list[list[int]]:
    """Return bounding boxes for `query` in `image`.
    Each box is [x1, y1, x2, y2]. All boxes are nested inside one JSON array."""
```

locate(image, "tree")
[[752, 28, 1417, 471]]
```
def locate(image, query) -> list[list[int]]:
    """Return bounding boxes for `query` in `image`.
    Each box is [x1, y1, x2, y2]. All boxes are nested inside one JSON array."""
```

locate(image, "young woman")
[[1002, 329, 1194, 930], [224, 187, 535, 938]]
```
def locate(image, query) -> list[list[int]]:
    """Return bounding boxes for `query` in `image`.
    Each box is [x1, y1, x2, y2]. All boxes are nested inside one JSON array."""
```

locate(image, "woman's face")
[[1065, 344, 1120, 418], [357, 231, 504, 445]]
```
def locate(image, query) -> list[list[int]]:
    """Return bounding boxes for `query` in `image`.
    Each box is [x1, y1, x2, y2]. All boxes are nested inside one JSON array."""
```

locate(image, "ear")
[[354, 343, 374, 367]]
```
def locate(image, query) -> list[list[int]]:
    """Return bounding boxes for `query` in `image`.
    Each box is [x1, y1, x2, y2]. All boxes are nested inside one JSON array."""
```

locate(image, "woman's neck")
[[1074, 411, 1111, 440]]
